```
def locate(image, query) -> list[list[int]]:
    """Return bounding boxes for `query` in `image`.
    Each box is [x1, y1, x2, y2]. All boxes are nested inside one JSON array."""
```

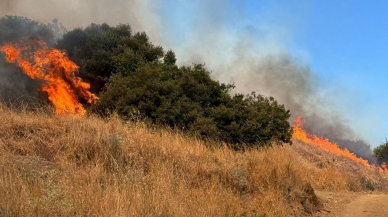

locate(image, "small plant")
[[361, 178, 376, 191]]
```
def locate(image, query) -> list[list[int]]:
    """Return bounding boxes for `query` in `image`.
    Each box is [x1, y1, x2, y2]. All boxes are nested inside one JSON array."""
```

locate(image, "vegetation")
[[0, 17, 292, 148], [56, 23, 164, 93], [2, 16, 388, 217], [0, 104, 320, 217], [2, 104, 387, 217], [56, 23, 292, 147], [374, 142, 388, 164]]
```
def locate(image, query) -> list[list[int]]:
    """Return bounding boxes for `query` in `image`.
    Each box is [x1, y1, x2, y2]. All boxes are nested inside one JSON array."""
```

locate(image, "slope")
[[0, 104, 387, 217]]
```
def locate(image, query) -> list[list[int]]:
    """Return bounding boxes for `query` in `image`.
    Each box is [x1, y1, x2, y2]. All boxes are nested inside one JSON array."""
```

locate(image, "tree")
[[57, 23, 293, 148], [56, 24, 164, 92], [164, 50, 176, 65], [374, 142, 388, 164]]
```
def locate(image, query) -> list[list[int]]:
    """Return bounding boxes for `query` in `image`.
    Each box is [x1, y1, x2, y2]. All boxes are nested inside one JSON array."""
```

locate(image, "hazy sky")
[[1, 0, 387, 147]]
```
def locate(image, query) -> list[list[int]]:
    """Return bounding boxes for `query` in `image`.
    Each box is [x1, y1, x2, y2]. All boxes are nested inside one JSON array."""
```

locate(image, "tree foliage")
[[374, 142, 388, 164], [57, 24, 163, 92], [57, 23, 292, 147]]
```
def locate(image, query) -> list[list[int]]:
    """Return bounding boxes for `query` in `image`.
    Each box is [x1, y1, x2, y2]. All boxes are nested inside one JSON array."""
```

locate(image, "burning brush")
[[293, 116, 388, 173], [1, 38, 97, 115]]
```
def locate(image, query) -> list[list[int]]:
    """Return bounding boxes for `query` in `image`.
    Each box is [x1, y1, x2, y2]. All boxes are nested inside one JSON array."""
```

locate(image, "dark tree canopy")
[[57, 24, 164, 92], [57, 23, 293, 147]]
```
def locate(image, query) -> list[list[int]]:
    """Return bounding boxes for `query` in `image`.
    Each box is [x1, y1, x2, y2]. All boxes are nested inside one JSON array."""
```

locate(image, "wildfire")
[[1, 39, 97, 115], [292, 116, 372, 168]]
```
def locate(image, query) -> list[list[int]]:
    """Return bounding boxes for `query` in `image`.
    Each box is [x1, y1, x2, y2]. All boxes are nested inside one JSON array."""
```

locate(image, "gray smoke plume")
[[0, 0, 162, 44], [219, 54, 374, 161]]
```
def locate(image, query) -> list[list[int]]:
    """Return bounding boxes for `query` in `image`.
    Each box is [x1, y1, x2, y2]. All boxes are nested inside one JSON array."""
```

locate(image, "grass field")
[[0, 104, 386, 217]]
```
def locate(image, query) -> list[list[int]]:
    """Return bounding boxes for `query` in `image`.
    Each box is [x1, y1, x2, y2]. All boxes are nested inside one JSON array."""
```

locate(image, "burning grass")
[[293, 117, 371, 168], [0, 104, 387, 216], [292, 116, 388, 191]]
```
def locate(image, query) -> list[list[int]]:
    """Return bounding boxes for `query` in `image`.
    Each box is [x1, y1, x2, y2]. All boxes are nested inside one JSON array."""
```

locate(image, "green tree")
[[374, 142, 388, 164], [164, 50, 177, 65], [56, 24, 164, 92]]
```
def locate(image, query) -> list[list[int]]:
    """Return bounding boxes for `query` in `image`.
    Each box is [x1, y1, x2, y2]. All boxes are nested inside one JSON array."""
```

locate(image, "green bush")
[[92, 63, 291, 147], [56, 24, 163, 92]]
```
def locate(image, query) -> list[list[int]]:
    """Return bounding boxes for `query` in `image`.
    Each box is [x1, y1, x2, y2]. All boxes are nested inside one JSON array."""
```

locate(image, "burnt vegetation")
[[1, 16, 293, 148]]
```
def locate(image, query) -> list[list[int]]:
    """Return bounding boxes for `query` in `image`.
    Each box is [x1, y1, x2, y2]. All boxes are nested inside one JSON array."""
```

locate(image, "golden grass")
[[0, 104, 385, 216], [292, 140, 388, 192]]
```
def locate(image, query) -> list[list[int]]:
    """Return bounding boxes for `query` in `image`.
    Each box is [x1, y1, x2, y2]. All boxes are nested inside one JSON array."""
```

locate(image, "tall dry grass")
[[292, 140, 388, 192], [0, 104, 384, 217]]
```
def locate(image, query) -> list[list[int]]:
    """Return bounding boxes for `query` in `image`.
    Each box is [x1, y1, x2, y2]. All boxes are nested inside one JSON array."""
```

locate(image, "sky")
[[1, 0, 387, 147], [153, 0, 388, 147]]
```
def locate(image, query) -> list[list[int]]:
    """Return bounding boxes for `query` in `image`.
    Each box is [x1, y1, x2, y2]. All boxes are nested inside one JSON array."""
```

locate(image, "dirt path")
[[340, 194, 388, 217], [313, 191, 388, 217]]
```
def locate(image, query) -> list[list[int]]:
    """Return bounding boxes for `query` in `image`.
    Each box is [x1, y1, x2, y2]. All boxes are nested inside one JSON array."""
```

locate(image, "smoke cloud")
[[0, 0, 162, 44], [221, 53, 374, 161]]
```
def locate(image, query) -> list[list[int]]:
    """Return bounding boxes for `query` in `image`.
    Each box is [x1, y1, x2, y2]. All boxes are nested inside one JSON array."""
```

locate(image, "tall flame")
[[292, 116, 372, 168], [1, 39, 97, 115]]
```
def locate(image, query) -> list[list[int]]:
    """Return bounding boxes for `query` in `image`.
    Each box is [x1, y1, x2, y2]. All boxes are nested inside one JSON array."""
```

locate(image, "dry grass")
[[292, 140, 388, 192], [0, 104, 385, 217]]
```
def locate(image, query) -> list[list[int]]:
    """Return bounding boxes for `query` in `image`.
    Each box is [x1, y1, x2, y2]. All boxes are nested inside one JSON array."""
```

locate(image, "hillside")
[[0, 104, 387, 217]]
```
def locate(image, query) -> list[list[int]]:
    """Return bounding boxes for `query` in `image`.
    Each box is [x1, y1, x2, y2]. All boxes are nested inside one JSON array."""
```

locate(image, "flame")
[[379, 162, 388, 173], [292, 116, 372, 168], [1, 39, 97, 115]]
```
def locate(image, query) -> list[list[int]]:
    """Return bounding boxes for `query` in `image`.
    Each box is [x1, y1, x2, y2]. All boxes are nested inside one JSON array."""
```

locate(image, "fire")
[[292, 116, 372, 168], [379, 162, 388, 173], [1, 39, 97, 115]]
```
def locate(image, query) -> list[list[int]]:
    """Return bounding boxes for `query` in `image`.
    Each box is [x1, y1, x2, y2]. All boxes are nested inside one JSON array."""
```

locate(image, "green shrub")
[[56, 24, 163, 92], [92, 63, 292, 147]]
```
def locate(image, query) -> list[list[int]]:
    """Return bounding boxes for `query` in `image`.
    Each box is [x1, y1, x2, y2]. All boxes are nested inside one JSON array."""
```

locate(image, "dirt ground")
[[313, 191, 388, 217]]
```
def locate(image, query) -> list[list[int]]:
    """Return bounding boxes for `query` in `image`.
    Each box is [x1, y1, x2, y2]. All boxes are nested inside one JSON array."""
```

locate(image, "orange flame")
[[292, 116, 372, 168], [1, 39, 97, 115], [379, 162, 388, 173]]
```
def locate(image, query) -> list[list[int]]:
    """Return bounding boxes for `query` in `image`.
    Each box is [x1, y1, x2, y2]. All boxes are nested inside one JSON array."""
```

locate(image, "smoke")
[[0, 0, 162, 44], [223, 39, 374, 160], [221, 53, 374, 161]]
